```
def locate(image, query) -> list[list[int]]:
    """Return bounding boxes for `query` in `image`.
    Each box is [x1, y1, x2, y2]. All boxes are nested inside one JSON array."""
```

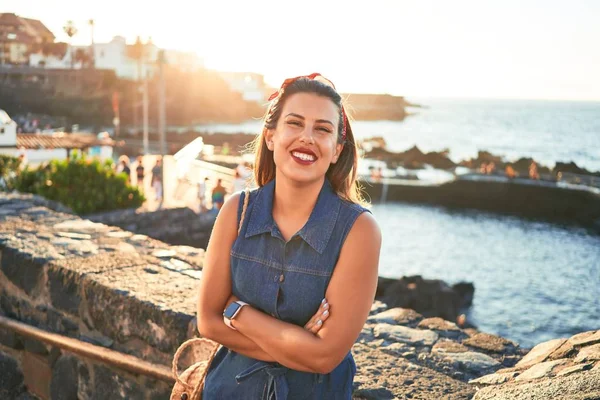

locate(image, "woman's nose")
[[299, 125, 315, 144]]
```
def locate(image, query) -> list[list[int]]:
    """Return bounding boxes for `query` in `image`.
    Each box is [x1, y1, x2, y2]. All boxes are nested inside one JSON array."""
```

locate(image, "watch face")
[[223, 302, 242, 319]]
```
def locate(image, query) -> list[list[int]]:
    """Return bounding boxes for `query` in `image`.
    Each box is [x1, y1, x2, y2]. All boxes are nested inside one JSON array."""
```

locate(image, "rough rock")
[[367, 307, 423, 327], [376, 275, 474, 322], [472, 331, 600, 399], [473, 368, 600, 400], [373, 324, 439, 346]]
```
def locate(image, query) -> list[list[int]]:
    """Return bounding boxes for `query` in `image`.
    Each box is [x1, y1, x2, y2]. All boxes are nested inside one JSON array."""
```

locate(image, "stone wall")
[[0, 193, 207, 399], [85, 206, 216, 249]]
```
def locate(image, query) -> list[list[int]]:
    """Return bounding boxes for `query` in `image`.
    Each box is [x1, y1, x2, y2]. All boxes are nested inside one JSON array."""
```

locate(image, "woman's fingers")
[[304, 299, 330, 332]]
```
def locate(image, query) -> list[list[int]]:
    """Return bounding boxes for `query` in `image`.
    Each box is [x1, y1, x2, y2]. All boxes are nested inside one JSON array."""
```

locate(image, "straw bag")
[[170, 188, 250, 400]]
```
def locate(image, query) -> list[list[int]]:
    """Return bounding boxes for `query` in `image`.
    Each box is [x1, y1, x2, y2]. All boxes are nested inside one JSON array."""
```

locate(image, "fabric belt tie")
[[236, 361, 289, 400]]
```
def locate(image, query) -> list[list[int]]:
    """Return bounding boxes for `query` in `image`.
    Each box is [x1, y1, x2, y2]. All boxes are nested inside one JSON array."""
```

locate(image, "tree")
[[63, 20, 78, 69], [127, 36, 146, 81], [74, 48, 91, 68], [88, 19, 95, 68]]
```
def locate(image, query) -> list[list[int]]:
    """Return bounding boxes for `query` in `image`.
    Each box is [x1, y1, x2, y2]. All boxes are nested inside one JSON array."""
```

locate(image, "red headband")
[[268, 73, 348, 141]]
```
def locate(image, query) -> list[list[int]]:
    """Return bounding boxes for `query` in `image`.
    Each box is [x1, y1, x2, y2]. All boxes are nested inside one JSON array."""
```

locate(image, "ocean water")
[[196, 98, 600, 347], [371, 203, 600, 348], [198, 98, 600, 172]]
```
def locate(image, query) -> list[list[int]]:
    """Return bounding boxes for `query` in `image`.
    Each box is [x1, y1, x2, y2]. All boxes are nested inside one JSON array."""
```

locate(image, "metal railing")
[[0, 315, 174, 383]]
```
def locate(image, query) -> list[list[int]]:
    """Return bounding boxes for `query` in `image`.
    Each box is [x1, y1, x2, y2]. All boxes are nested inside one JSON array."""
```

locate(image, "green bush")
[[0, 155, 22, 186], [11, 152, 145, 214]]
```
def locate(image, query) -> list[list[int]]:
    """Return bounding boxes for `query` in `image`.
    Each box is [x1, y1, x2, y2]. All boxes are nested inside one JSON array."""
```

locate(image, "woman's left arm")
[[231, 212, 381, 374]]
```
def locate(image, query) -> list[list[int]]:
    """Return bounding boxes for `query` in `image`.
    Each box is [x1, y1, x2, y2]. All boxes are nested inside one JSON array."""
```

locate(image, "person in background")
[[135, 156, 145, 192], [232, 170, 246, 193], [529, 161, 540, 180], [210, 178, 227, 211], [505, 164, 517, 179], [197, 177, 209, 212], [116, 155, 131, 184], [152, 157, 163, 204]]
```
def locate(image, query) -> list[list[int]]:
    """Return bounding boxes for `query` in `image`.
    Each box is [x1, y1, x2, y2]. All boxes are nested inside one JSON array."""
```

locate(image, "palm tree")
[[88, 19, 95, 68], [63, 20, 78, 69], [128, 36, 145, 81]]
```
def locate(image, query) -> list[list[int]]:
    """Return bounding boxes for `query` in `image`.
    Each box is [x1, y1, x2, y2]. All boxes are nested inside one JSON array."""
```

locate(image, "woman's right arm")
[[196, 193, 275, 361]]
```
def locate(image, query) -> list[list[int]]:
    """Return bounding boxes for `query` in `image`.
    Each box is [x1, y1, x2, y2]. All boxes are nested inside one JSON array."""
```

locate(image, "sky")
[[7, 0, 600, 100]]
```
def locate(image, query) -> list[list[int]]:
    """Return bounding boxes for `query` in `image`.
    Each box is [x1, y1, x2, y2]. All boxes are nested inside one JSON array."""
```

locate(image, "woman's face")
[[266, 92, 343, 185]]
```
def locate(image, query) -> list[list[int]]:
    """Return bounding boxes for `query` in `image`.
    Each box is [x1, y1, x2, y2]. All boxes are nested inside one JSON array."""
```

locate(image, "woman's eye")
[[318, 127, 332, 133], [287, 121, 302, 126]]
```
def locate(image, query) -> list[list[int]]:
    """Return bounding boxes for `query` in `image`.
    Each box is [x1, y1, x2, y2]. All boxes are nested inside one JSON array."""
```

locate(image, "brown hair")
[[251, 77, 366, 205]]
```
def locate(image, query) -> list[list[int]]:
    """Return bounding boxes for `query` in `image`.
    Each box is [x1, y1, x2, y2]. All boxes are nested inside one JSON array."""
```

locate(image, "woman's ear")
[[332, 142, 344, 164], [265, 129, 275, 151]]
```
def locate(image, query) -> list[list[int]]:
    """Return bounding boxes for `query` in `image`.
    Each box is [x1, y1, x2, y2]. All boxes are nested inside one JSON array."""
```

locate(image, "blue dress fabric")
[[203, 178, 369, 399]]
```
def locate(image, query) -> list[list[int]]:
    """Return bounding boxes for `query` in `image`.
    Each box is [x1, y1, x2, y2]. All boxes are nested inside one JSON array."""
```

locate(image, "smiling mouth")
[[291, 151, 317, 164]]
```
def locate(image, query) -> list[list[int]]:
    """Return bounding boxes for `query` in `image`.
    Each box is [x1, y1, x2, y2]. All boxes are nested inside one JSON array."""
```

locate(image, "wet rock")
[[376, 275, 473, 322]]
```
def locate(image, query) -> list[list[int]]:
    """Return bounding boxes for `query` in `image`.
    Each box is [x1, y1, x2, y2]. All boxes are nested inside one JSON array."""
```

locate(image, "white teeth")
[[292, 152, 316, 161]]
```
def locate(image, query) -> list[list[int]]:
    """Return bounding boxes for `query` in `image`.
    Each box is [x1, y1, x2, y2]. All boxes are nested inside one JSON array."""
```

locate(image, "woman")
[[197, 73, 381, 399]]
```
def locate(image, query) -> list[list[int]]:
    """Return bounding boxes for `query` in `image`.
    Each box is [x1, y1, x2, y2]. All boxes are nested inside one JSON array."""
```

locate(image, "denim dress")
[[203, 178, 369, 399]]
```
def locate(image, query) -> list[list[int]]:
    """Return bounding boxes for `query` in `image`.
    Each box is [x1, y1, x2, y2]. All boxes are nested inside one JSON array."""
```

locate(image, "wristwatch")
[[223, 301, 248, 330]]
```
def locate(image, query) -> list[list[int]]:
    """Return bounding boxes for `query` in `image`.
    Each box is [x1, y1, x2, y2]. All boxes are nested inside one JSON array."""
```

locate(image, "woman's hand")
[[304, 298, 330, 334], [226, 295, 330, 335]]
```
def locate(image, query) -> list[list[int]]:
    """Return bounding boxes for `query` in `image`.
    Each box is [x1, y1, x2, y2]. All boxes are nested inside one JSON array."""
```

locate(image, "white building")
[[217, 71, 268, 103], [0, 109, 18, 150], [28, 36, 204, 81]]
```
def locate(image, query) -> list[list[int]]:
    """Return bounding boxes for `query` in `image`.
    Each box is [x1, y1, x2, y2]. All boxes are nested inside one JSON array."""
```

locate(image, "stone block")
[[83, 263, 197, 354], [47, 268, 82, 316], [22, 351, 51, 400], [22, 337, 49, 356], [0, 290, 20, 318], [18, 298, 47, 328], [0, 350, 25, 398], [47, 252, 149, 316], [77, 361, 93, 400], [0, 246, 47, 296], [0, 326, 23, 349], [47, 308, 79, 337], [90, 364, 144, 400], [51, 354, 79, 400]]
